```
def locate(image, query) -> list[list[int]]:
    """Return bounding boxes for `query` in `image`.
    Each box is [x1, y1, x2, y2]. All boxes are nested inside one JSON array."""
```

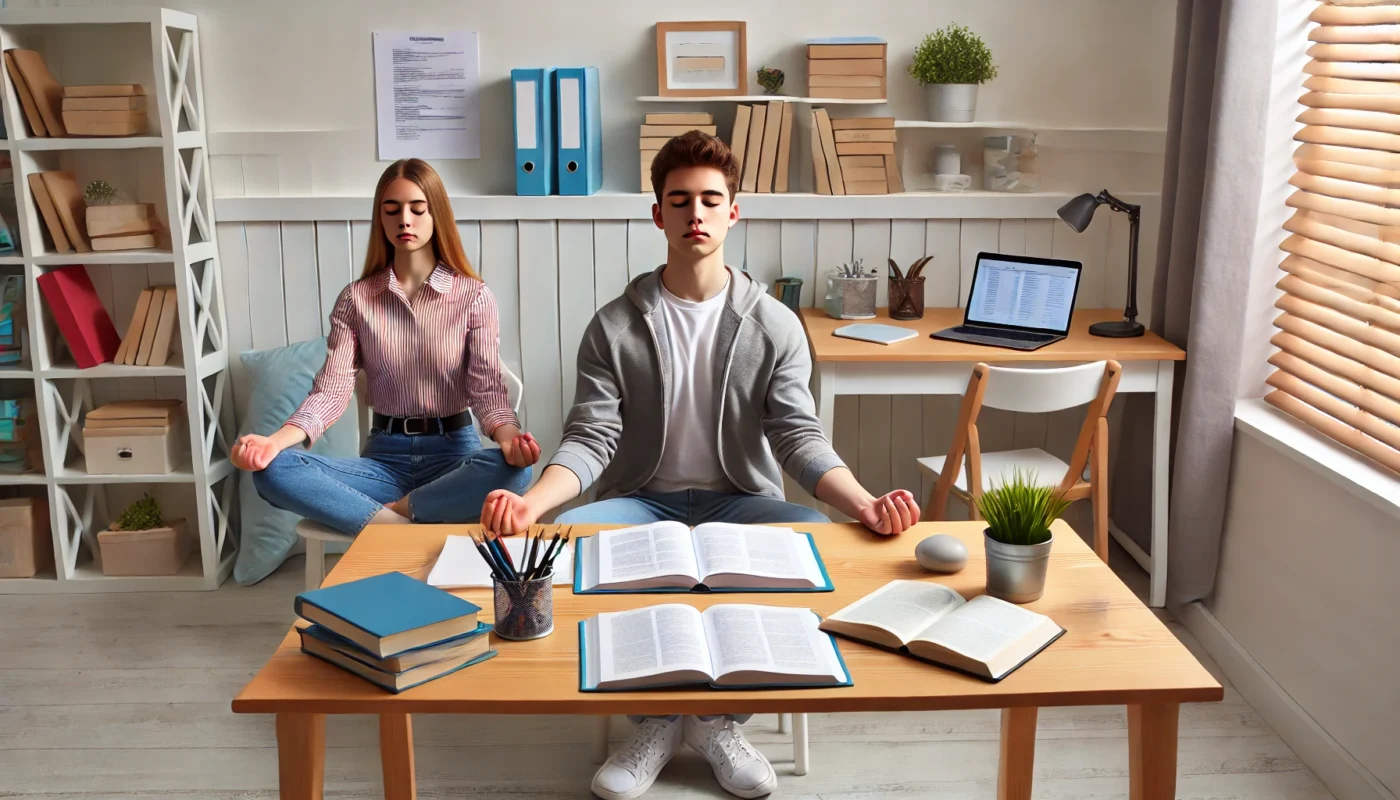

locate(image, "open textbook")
[[819, 580, 1065, 682], [574, 521, 832, 593], [579, 603, 852, 691]]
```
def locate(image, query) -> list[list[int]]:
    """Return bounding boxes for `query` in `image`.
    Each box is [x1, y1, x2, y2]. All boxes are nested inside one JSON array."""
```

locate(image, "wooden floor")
[[1, 539, 1337, 799]]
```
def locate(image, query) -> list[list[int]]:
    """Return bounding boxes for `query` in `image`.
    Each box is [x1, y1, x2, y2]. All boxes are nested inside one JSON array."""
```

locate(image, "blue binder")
[[554, 67, 603, 196], [511, 67, 556, 196]]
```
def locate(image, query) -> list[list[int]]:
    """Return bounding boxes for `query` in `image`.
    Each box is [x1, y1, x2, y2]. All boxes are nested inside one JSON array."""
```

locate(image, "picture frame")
[[655, 21, 747, 97]]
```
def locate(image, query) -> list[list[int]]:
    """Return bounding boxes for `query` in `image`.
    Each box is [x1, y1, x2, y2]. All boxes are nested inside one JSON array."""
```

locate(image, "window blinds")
[[1268, 0, 1400, 472]]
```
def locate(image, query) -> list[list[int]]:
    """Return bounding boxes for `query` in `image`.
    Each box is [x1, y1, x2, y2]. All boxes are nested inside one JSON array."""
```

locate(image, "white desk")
[[801, 307, 1186, 608]]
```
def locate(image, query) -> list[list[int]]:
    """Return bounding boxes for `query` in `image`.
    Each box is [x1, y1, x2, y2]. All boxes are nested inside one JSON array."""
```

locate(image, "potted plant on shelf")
[[96, 493, 191, 576], [976, 469, 1068, 603], [908, 23, 998, 122]]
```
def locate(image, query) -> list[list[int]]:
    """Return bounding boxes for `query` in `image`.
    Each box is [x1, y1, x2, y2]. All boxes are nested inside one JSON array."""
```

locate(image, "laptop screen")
[[965, 254, 1082, 334]]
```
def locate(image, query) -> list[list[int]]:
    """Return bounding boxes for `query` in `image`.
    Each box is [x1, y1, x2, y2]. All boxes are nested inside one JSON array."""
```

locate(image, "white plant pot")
[[926, 83, 978, 122]]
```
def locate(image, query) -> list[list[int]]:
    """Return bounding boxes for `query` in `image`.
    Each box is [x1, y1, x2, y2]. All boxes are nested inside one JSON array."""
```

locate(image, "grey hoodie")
[[549, 265, 846, 501]]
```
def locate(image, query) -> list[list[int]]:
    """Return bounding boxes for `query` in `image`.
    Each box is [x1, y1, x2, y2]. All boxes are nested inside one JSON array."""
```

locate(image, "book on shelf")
[[297, 620, 497, 694], [27, 173, 71, 253], [39, 171, 91, 252], [819, 580, 1065, 682], [4, 51, 47, 137], [36, 265, 121, 368], [9, 50, 66, 137], [293, 570, 482, 659], [579, 603, 851, 691], [574, 521, 833, 594]]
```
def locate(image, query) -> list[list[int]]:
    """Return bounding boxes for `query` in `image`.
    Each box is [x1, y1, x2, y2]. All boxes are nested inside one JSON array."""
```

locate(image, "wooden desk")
[[800, 307, 1186, 607], [233, 521, 1221, 800]]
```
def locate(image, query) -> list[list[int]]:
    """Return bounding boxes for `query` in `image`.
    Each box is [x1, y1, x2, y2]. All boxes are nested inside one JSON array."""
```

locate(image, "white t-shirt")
[[645, 273, 735, 494]]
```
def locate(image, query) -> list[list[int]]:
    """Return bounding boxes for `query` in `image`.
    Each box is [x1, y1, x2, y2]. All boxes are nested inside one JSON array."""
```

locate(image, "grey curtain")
[[1109, 0, 1277, 608]]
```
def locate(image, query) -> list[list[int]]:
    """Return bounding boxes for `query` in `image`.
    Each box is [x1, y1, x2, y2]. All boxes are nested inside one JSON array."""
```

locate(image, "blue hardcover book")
[[579, 606, 853, 691], [299, 621, 493, 673], [293, 571, 482, 659], [555, 66, 602, 196], [511, 67, 556, 196], [302, 640, 498, 694], [573, 522, 834, 594]]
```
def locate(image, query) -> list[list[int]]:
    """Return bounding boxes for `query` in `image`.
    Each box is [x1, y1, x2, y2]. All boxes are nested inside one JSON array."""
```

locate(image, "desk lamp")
[[1057, 190, 1145, 338]]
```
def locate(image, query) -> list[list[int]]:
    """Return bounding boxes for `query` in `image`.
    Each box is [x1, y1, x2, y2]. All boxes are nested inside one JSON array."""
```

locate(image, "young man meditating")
[[481, 131, 920, 800]]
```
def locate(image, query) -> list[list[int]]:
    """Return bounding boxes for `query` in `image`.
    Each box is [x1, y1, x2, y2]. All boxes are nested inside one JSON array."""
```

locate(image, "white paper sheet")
[[373, 30, 480, 160], [427, 535, 574, 588]]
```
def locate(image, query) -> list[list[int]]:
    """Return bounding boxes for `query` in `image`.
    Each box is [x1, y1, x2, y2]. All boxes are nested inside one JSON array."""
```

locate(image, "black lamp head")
[[1057, 192, 1102, 233]]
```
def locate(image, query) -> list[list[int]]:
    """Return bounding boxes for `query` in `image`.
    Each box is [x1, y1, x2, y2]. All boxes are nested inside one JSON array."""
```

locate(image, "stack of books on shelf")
[[3, 45, 147, 138], [810, 112, 902, 195], [294, 571, 497, 693], [729, 101, 795, 194], [0, 274, 25, 366], [0, 397, 40, 475], [114, 284, 178, 367], [806, 37, 887, 101], [639, 113, 716, 192], [28, 170, 92, 253]]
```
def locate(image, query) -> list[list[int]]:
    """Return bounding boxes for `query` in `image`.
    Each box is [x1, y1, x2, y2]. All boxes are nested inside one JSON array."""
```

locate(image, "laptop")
[[931, 252, 1083, 351]]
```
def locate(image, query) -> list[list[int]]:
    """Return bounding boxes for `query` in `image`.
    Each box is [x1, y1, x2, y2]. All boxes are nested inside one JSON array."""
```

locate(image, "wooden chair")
[[916, 360, 1122, 563], [295, 361, 524, 591]]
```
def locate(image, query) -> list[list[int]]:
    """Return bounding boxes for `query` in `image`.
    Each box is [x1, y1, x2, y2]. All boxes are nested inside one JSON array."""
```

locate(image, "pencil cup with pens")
[[470, 527, 571, 641]]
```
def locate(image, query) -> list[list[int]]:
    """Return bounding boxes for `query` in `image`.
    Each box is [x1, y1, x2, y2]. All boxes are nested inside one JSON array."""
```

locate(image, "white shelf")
[[0, 552, 234, 594], [0, 256, 23, 265], [894, 120, 1165, 132], [0, 472, 48, 485], [0, 367, 34, 379], [32, 248, 176, 265], [17, 136, 163, 151], [637, 95, 888, 105], [44, 359, 184, 378], [53, 457, 232, 485]]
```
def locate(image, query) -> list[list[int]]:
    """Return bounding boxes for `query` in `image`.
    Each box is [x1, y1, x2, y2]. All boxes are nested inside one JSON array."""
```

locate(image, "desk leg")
[[1150, 361, 1174, 608], [792, 711, 809, 776], [1128, 703, 1179, 800], [996, 707, 1037, 800], [812, 361, 837, 516], [380, 713, 416, 800], [276, 713, 325, 800]]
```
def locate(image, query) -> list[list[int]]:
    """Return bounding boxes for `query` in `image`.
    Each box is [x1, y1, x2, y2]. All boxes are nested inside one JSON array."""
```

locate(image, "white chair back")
[[979, 361, 1110, 414]]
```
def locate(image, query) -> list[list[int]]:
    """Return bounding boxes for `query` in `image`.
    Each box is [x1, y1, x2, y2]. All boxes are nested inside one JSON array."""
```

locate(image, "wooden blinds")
[[1269, 0, 1400, 471]]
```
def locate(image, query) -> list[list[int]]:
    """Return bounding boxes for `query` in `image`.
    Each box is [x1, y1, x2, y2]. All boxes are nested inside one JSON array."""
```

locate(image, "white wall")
[[1210, 433, 1400, 799], [15, 0, 1175, 196]]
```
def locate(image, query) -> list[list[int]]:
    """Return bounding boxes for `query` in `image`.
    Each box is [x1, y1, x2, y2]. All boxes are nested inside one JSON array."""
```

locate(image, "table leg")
[[1128, 703, 1179, 800], [1150, 360, 1174, 608], [593, 715, 611, 763], [996, 707, 1037, 800], [276, 713, 325, 800], [812, 361, 838, 516], [792, 711, 809, 776], [379, 713, 416, 800], [778, 712, 790, 734]]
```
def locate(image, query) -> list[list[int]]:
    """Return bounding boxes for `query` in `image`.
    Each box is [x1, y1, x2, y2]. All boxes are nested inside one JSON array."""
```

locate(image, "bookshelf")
[[0, 8, 236, 593]]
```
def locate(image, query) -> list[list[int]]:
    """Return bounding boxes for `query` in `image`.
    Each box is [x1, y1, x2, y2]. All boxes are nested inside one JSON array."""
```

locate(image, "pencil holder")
[[492, 573, 555, 641], [888, 276, 926, 320]]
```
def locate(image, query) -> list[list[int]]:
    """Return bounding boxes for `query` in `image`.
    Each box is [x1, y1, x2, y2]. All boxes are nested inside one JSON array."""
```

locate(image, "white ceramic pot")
[[926, 83, 978, 122]]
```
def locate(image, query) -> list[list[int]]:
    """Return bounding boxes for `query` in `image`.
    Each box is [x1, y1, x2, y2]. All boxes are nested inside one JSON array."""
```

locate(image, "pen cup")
[[492, 572, 555, 641]]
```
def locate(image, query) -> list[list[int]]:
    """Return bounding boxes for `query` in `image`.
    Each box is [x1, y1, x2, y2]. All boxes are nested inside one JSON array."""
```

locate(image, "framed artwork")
[[655, 21, 747, 97]]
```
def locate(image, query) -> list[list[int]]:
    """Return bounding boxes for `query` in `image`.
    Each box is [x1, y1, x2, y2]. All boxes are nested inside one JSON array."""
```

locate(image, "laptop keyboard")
[[952, 325, 1053, 342]]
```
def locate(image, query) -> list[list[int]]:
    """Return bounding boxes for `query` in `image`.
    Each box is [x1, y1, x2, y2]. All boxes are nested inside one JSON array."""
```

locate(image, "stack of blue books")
[[294, 571, 496, 693], [0, 274, 23, 365]]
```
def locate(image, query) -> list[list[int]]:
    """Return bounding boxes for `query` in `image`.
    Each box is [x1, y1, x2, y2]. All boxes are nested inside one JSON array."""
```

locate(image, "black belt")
[[372, 410, 474, 436]]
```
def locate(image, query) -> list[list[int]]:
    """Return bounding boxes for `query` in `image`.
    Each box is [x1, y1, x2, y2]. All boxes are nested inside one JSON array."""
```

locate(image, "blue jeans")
[[559, 489, 830, 725], [252, 425, 532, 535]]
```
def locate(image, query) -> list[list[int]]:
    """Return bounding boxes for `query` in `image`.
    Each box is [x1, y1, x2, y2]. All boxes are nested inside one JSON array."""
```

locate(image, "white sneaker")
[[683, 716, 778, 798], [591, 717, 682, 800]]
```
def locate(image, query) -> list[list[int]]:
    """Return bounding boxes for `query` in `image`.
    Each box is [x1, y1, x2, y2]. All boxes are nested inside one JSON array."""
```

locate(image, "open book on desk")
[[819, 580, 1065, 682], [574, 521, 833, 593], [580, 604, 852, 691]]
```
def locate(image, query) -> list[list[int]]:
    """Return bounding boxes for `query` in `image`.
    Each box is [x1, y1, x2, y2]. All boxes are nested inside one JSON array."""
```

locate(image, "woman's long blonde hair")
[[361, 159, 479, 280]]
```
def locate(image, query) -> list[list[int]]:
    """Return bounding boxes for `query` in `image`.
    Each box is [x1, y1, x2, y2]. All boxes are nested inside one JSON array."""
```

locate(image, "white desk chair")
[[916, 360, 1122, 563], [295, 361, 525, 591]]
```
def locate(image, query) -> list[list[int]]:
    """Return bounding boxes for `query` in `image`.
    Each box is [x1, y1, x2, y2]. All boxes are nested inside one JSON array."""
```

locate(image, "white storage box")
[[82, 399, 184, 475]]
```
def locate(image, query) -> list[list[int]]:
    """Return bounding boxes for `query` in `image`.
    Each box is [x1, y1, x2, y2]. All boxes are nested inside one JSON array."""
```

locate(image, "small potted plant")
[[908, 23, 998, 122], [96, 493, 191, 576], [976, 469, 1068, 603]]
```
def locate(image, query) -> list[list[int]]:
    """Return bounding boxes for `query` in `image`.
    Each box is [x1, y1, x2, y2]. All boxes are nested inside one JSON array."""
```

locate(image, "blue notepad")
[[573, 522, 834, 594], [293, 571, 482, 659], [579, 606, 852, 692], [832, 323, 918, 345]]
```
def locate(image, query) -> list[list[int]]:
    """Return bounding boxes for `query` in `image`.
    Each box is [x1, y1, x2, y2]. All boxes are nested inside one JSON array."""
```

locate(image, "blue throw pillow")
[[233, 337, 360, 585]]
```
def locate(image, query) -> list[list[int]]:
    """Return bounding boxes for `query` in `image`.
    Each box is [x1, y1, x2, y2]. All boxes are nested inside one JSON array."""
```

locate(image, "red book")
[[36, 266, 121, 368]]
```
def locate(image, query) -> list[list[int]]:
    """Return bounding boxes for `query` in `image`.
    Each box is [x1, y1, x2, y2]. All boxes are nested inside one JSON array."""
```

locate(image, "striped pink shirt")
[[285, 264, 518, 444]]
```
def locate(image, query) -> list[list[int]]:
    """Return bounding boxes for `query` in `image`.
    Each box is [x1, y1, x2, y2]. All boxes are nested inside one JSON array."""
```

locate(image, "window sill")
[[1234, 398, 1400, 521]]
